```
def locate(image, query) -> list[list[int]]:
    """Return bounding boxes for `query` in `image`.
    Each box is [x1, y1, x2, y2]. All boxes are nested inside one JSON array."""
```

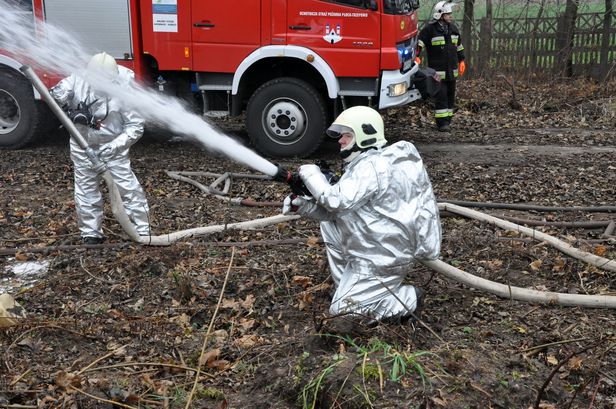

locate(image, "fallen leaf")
[[306, 236, 321, 247], [552, 257, 565, 272], [298, 292, 314, 310], [546, 354, 558, 365], [240, 294, 255, 310], [207, 359, 230, 370], [529, 259, 542, 271], [238, 318, 255, 331], [233, 334, 264, 349], [14, 252, 27, 261], [567, 356, 583, 370], [54, 371, 82, 390], [486, 259, 503, 269], [292, 275, 313, 288], [594, 245, 607, 256], [222, 298, 240, 310], [200, 348, 220, 366]]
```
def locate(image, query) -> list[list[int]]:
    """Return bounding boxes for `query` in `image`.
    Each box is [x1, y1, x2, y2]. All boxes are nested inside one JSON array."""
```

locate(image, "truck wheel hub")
[[263, 99, 306, 144], [0, 90, 20, 134]]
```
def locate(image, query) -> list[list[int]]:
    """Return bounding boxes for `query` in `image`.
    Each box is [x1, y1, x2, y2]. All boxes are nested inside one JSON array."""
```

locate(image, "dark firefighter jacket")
[[417, 21, 465, 81]]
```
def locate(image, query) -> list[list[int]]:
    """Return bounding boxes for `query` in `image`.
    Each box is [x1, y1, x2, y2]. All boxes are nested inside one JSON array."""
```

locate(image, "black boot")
[[83, 237, 104, 245], [436, 117, 450, 132]]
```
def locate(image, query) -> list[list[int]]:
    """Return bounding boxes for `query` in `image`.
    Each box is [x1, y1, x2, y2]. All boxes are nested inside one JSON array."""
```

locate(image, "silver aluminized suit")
[[297, 141, 441, 321], [50, 67, 150, 239]]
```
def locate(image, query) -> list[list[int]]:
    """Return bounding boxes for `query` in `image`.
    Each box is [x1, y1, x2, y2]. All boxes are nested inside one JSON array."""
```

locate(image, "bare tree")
[[555, 0, 580, 77], [478, 0, 493, 74], [462, 0, 475, 74], [600, 0, 614, 79]]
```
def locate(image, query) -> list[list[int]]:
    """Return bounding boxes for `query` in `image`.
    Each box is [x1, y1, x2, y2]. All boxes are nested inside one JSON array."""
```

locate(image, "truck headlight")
[[388, 82, 408, 97]]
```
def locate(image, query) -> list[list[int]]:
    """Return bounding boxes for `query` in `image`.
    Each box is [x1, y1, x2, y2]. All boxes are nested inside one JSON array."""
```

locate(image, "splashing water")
[[0, 2, 279, 176]]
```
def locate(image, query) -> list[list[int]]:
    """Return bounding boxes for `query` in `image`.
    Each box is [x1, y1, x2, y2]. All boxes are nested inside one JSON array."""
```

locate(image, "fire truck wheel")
[[246, 77, 326, 158], [0, 69, 44, 149]]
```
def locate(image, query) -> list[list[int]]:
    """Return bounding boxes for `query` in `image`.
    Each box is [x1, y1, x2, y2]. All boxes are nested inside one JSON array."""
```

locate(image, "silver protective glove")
[[282, 194, 317, 215], [97, 134, 130, 162], [298, 164, 331, 199]]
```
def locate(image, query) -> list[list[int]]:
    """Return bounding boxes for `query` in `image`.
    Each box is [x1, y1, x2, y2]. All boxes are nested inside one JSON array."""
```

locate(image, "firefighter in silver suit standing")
[[283, 106, 441, 323], [416, 1, 466, 132], [50, 52, 150, 244]]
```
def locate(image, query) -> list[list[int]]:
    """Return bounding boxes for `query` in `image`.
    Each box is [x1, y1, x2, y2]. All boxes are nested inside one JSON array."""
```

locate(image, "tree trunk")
[[600, 0, 614, 79], [478, 0, 493, 75], [530, 0, 547, 71], [462, 0, 475, 75], [555, 0, 579, 77]]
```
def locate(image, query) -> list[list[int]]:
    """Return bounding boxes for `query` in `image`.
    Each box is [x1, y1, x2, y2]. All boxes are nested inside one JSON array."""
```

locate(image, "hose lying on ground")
[[439, 202, 616, 273], [105, 172, 616, 308], [104, 172, 299, 246], [420, 258, 616, 308]]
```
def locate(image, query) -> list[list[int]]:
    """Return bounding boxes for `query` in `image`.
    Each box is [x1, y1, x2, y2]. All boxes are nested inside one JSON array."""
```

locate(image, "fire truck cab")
[[0, 0, 424, 157]]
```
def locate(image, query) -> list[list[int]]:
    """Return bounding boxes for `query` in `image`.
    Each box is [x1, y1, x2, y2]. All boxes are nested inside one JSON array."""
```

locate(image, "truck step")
[[204, 110, 229, 118]]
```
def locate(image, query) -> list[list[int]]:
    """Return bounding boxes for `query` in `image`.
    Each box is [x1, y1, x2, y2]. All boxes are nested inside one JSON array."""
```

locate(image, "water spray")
[[19, 65, 105, 172]]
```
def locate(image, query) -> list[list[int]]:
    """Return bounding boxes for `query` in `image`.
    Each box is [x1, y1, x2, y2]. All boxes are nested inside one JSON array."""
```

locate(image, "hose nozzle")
[[273, 165, 310, 196]]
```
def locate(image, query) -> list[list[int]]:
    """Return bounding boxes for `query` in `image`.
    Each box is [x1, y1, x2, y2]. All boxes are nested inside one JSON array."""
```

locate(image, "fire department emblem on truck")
[[323, 23, 342, 44]]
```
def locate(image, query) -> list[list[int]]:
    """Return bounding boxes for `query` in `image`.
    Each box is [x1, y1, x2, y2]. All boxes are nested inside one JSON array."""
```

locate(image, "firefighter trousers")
[[434, 79, 456, 128]]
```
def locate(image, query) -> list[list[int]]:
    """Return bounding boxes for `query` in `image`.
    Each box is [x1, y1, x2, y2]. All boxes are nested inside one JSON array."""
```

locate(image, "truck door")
[[286, 0, 381, 77], [191, 1, 261, 72]]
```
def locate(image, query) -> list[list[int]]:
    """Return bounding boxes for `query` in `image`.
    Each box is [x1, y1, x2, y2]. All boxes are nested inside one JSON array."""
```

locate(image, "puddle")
[[1, 259, 50, 294]]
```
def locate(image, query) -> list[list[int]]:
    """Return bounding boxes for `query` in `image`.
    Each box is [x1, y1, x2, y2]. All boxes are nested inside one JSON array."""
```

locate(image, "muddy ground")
[[1, 79, 615, 409]]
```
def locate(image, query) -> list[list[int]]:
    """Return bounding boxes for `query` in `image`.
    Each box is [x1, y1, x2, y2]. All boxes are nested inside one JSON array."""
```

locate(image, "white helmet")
[[326, 106, 387, 161], [86, 52, 119, 81], [432, 1, 455, 20]]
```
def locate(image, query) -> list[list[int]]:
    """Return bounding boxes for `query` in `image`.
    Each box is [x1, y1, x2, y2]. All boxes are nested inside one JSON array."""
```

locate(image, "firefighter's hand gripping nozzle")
[[273, 165, 311, 197], [273, 161, 340, 197]]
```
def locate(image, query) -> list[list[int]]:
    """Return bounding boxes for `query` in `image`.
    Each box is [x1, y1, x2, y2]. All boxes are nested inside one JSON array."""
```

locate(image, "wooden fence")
[[467, 12, 616, 79]]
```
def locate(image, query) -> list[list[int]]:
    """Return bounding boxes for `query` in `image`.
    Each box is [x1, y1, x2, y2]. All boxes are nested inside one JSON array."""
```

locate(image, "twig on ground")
[[470, 382, 492, 399], [76, 343, 129, 375], [519, 337, 588, 355], [184, 246, 235, 409], [520, 305, 541, 318], [587, 377, 602, 409], [8, 368, 31, 386], [83, 362, 213, 378], [69, 385, 138, 409], [79, 256, 114, 284], [533, 339, 606, 409]]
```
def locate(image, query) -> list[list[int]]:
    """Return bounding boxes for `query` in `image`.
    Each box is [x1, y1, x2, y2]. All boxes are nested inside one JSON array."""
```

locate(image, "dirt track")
[[1, 79, 615, 408]]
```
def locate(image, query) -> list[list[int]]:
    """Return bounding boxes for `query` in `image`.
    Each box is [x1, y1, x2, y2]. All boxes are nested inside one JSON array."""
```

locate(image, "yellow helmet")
[[326, 106, 386, 150], [86, 52, 119, 81]]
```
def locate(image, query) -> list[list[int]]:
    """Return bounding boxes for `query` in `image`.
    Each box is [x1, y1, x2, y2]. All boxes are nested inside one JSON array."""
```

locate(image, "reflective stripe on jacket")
[[417, 20, 464, 81]]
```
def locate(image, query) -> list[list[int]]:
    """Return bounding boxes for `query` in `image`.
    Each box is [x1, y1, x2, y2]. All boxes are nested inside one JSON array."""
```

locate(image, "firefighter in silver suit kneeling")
[[283, 106, 441, 323]]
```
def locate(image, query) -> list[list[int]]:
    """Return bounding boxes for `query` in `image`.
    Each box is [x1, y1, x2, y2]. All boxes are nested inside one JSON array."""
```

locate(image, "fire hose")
[[19, 66, 615, 308]]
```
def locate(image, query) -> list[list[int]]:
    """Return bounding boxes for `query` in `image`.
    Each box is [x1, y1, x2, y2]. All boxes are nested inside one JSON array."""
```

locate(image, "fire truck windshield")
[[383, 0, 419, 15]]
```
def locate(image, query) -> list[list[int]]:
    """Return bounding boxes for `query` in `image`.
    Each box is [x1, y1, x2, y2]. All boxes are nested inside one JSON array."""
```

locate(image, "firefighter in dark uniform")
[[416, 1, 465, 132]]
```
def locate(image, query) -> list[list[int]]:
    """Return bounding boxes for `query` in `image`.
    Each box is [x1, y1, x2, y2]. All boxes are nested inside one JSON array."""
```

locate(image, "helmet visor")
[[326, 124, 354, 139]]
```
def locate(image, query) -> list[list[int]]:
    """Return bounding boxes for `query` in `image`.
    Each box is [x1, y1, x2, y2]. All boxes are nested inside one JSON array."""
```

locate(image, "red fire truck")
[[0, 0, 424, 157]]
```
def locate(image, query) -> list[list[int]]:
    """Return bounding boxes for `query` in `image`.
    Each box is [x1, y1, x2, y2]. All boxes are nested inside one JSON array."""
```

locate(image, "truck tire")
[[0, 69, 43, 149], [246, 77, 327, 158]]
